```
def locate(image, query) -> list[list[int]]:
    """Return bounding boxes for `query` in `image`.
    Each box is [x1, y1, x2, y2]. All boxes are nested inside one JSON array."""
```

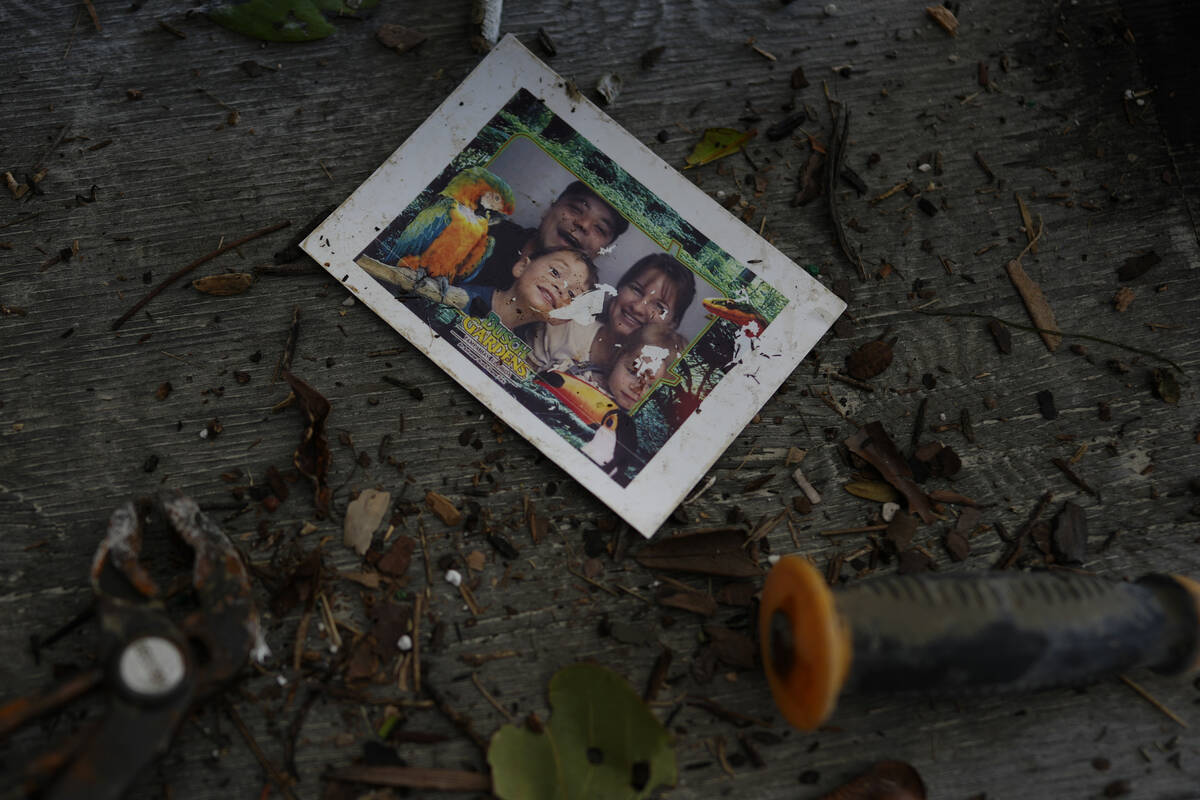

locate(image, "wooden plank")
[[1, 1, 1198, 798]]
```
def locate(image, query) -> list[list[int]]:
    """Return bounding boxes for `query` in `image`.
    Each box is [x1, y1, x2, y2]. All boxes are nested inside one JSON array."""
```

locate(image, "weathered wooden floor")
[[2, 1, 1199, 798]]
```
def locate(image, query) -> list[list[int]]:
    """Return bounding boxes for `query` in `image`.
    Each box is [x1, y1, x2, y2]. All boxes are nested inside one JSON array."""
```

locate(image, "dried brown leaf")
[[192, 272, 253, 296], [283, 371, 332, 517], [926, 5, 958, 35], [845, 339, 894, 380], [1005, 260, 1061, 351], [377, 534, 416, 576], [844, 422, 936, 524], [635, 528, 760, 577]]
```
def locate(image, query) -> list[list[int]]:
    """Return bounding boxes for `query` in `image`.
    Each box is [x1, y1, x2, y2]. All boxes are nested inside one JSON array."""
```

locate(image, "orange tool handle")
[[760, 556, 1200, 730]]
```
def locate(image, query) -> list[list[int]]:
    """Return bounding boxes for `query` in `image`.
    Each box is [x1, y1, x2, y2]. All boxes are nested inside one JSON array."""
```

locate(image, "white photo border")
[[302, 35, 846, 537]]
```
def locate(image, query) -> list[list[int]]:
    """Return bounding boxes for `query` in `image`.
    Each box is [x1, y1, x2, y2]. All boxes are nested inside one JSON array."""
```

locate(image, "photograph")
[[353, 92, 788, 487], [303, 36, 844, 536]]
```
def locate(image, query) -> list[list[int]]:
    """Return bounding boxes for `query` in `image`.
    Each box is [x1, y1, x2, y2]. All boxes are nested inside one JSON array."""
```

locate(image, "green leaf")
[[684, 127, 756, 169], [208, 0, 381, 43], [488, 663, 677, 800]]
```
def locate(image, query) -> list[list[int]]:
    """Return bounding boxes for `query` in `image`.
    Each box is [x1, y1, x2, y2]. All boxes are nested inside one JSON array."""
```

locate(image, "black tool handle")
[[837, 570, 1200, 695]]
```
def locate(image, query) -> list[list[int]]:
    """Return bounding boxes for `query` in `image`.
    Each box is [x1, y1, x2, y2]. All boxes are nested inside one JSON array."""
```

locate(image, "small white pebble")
[[1136, 98, 1145, 107], [1123, 88, 1134, 100], [939, 412, 947, 421], [918, 163, 932, 172], [445, 568, 463, 587], [823, 3, 837, 16], [198, 428, 208, 439], [276, 674, 288, 686], [768, 554, 782, 565], [341, 297, 355, 307], [329, 643, 339, 654], [882, 502, 901, 522], [397, 635, 413, 651]]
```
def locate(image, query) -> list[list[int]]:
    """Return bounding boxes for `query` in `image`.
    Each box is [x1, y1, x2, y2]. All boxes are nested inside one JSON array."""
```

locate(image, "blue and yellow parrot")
[[377, 166, 516, 300]]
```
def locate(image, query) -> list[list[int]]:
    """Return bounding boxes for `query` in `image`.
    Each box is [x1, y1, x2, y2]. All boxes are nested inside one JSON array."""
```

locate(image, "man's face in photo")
[[535, 190, 620, 257]]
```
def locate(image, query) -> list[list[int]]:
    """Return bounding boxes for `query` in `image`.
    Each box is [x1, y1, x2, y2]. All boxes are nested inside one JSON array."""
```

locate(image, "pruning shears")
[[0, 493, 264, 800], [760, 556, 1200, 729]]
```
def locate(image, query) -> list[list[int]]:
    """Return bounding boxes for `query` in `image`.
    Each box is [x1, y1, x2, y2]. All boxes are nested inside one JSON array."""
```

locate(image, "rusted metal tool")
[[760, 555, 1200, 730], [0, 493, 265, 799]]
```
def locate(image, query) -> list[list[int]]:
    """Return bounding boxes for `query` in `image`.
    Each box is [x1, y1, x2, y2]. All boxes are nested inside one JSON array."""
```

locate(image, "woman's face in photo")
[[609, 267, 678, 337]]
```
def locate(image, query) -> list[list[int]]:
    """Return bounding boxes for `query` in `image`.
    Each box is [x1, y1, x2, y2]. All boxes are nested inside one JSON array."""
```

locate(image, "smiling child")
[[463, 247, 598, 333]]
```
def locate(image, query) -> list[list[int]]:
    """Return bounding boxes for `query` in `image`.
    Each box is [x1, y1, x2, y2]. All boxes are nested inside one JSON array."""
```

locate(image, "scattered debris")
[[192, 272, 254, 296], [845, 422, 935, 524]]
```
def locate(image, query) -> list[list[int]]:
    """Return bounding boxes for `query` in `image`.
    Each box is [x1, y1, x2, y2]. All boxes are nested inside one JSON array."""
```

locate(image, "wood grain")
[[2, 1, 1198, 798]]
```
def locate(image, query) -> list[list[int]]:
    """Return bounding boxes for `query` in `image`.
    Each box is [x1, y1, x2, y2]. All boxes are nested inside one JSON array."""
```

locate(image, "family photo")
[[353, 89, 786, 486]]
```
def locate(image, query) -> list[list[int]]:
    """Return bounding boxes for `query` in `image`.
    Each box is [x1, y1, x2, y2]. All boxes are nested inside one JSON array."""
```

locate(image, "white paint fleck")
[[634, 345, 670, 377], [397, 634, 413, 651], [768, 554, 781, 565], [548, 284, 615, 321], [445, 569, 463, 587], [882, 502, 901, 522]]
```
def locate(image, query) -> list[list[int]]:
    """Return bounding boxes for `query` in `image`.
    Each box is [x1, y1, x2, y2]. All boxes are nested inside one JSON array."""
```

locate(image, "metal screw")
[[117, 636, 186, 699]]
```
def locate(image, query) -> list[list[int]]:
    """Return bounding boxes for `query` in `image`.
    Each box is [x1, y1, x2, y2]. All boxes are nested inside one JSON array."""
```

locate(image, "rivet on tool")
[[117, 636, 186, 699]]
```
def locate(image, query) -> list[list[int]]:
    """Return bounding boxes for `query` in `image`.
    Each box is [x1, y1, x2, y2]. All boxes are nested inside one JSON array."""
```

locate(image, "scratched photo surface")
[[354, 89, 789, 487]]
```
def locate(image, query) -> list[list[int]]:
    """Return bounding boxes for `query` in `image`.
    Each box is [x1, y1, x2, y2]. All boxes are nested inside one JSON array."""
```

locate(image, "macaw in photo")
[[377, 166, 516, 300]]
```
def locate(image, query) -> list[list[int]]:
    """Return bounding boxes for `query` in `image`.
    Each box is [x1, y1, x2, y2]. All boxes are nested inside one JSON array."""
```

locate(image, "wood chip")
[[1015, 193, 1038, 254], [344, 489, 390, 555], [1113, 287, 1135, 312], [425, 491, 462, 526], [1051, 501, 1088, 564], [1005, 259, 1062, 351], [926, 5, 959, 36]]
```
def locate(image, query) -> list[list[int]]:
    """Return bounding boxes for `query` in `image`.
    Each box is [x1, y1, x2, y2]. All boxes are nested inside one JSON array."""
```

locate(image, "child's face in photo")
[[536, 193, 619, 257], [608, 348, 668, 410], [609, 267, 678, 337], [511, 251, 592, 319]]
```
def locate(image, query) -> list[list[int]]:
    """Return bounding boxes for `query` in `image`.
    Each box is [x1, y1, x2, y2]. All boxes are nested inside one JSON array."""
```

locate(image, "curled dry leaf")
[[843, 480, 901, 503], [283, 371, 332, 517], [845, 422, 936, 524], [192, 272, 254, 296], [344, 488, 391, 555]]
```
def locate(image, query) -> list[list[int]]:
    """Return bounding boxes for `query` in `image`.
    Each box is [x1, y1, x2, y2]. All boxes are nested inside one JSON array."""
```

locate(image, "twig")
[[1119, 675, 1188, 728], [225, 701, 300, 800], [112, 220, 290, 329], [821, 524, 888, 536], [273, 305, 301, 382], [826, 106, 865, 280], [82, 0, 102, 31], [412, 593, 423, 693], [914, 309, 1183, 373], [471, 672, 516, 723], [324, 765, 490, 792], [830, 372, 875, 392]]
